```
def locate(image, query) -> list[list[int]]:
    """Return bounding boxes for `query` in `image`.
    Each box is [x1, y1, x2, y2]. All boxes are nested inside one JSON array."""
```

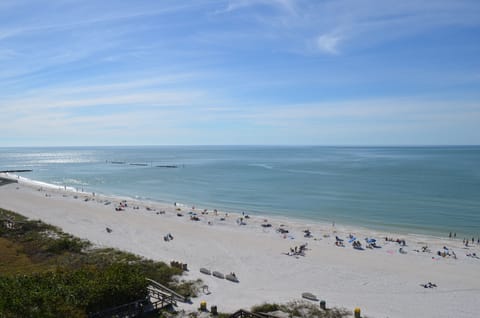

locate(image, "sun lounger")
[[302, 292, 318, 301], [212, 271, 225, 279], [200, 268, 211, 275], [225, 273, 239, 283]]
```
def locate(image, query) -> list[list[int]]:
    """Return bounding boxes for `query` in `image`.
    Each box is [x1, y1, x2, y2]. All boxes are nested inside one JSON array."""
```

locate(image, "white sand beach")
[[1, 174, 479, 318]]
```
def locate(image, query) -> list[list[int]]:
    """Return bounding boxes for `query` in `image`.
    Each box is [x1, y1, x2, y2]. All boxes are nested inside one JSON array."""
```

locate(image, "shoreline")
[[1, 173, 479, 317], [10, 172, 474, 240]]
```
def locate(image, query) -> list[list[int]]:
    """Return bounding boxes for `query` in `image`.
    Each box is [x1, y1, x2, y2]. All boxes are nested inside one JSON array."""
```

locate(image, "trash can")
[[200, 301, 207, 311], [320, 300, 326, 309], [211, 305, 218, 315]]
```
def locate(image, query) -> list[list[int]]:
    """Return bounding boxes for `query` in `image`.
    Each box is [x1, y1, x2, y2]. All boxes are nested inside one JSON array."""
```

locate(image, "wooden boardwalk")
[[88, 278, 189, 318], [229, 309, 280, 318]]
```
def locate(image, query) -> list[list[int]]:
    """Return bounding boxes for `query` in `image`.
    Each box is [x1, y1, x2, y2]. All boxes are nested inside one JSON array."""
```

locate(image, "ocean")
[[1, 146, 479, 237]]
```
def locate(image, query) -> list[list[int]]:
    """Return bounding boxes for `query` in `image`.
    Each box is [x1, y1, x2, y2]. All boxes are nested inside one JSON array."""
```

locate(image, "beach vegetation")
[[251, 302, 281, 313], [0, 208, 198, 317], [251, 300, 352, 318]]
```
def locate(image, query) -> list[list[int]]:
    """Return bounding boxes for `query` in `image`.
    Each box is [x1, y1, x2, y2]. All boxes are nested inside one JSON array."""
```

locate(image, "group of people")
[[449, 232, 479, 246], [352, 240, 363, 249], [115, 201, 128, 211], [385, 237, 407, 246], [462, 237, 479, 246], [436, 247, 456, 259], [335, 236, 345, 247], [286, 243, 308, 256]]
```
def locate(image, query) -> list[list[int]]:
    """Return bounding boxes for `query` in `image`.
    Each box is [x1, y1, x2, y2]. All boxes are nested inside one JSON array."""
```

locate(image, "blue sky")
[[1, 0, 479, 146]]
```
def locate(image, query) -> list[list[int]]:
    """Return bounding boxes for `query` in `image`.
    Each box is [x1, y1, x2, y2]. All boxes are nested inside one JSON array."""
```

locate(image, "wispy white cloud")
[[2, 95, 479, 146], [0, 3, 201, 41], [29, 73, 200, 97], [222, 0, 296, 14], [2, 91, 205, 114], [315, 32, 343, 54], [215, 0, 480, 55], [307, 0, 480, 54]]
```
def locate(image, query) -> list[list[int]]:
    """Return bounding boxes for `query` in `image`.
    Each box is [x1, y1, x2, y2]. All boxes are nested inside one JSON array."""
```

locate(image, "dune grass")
[[0, 208, 196, 318], [251, 300, 354, 318]]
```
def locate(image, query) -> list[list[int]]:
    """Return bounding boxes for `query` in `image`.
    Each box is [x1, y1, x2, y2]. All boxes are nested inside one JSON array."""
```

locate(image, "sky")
[[1, 0, 479, 146]]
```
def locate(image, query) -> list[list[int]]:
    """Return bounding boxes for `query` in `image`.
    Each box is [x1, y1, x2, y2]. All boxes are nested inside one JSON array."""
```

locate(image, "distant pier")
[[107, 161, 179, 168], [0, 170, 33, 173], [0, 170, 32, 186]]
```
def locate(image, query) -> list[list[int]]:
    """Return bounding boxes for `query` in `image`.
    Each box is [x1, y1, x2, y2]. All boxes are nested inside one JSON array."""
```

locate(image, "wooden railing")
[[89, 278, 187, 317], [229, 309, 278, 318], [146, 278, 189, 303]]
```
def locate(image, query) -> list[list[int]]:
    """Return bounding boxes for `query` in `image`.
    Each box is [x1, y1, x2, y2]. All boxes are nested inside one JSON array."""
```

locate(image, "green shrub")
[[0, 263, 148, 317], [251, 302, 280, 313], [0, 208, 194, 317], [46, 236, 89, 254]]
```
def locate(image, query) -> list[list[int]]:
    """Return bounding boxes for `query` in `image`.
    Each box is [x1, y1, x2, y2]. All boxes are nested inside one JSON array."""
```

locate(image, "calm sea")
[[1, 146, 479, 237]]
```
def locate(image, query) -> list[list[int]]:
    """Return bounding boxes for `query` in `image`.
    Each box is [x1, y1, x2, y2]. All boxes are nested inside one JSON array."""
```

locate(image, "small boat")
[[200, 268, 211, 275], [302, 292, 318, 301], [212, 271, 225, 279]]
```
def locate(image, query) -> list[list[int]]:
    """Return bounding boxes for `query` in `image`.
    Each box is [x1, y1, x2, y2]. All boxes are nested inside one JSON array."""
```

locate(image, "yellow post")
[[354, 307, 361, 318], [200, 300, 207, 311]]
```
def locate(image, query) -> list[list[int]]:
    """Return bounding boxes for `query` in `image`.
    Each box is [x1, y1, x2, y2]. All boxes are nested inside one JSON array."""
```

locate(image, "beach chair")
[[212, 271, 225, 279], [225, 273, 239, 283], [302, 292, 318, 301]]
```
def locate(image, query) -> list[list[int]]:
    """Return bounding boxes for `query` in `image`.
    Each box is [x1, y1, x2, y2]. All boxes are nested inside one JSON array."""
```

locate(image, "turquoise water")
[[1, 146, 479, 237]]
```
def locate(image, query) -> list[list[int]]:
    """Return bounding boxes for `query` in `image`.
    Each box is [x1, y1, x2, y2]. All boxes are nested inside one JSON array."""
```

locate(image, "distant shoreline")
[[1, 172, 471, 241], [3, 172, 474, 239]]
